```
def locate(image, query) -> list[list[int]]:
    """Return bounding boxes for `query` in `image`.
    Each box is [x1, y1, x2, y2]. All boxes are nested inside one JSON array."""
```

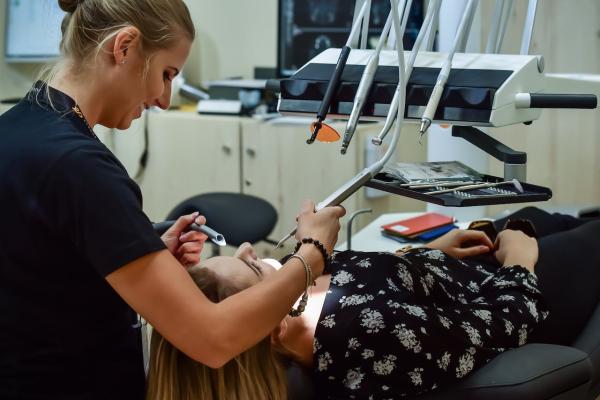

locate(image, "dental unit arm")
[[272, 0, 599, 246]]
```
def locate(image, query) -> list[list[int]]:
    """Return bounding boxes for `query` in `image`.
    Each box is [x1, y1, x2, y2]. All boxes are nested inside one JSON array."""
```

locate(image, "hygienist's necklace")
[[71, 104, 99, 141]]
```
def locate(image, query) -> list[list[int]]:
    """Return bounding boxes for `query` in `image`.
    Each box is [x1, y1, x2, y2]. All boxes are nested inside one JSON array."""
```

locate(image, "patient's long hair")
[[146, 264, 287, 400]]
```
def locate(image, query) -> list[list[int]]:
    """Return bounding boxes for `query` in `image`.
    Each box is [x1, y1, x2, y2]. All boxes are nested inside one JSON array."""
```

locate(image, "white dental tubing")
[[372, 0, 442, 145]]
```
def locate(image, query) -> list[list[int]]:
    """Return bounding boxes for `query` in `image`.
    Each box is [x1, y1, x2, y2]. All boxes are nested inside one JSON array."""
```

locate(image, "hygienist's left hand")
[[425, 228, 494, 259], [161, 212, 209, 267]]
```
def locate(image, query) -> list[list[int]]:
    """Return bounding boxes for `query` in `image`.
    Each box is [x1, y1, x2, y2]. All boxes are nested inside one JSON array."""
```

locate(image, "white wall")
[[183, 0, 278, 84], [0, 0, 42, 99]]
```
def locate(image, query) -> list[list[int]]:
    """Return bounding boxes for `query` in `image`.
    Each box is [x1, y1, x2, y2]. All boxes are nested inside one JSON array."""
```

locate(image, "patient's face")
[[198, 243, 277, 289]]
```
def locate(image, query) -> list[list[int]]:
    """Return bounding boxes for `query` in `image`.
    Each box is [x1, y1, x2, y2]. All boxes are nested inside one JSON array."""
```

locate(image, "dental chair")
[[287, 299, 600, 400]]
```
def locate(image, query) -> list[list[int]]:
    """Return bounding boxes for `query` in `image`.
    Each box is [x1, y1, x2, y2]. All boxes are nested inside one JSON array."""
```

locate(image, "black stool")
[[166, 192, 278, 255]]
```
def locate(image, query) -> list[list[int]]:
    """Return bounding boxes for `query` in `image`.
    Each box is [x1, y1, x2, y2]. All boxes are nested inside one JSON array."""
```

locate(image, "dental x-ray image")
[[278, 0, 423, 77]]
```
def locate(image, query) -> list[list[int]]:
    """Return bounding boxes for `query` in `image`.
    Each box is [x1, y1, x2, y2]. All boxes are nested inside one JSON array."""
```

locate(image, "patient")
[[147, 207, 600, 399]]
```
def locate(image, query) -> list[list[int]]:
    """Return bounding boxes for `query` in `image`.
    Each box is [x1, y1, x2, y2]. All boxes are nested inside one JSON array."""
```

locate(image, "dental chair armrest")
[[416, 343, 592, 400], [573, 302, 600, 396], [285, 344, 592, 400]]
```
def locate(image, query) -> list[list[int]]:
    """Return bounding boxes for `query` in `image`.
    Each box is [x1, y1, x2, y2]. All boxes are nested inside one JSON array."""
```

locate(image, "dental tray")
[[365, 172, 552, 207]]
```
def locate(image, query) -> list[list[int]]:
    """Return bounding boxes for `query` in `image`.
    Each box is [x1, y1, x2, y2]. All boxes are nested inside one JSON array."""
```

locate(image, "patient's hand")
[[494, 229, 538, 272], [426, 229, 494, 259]]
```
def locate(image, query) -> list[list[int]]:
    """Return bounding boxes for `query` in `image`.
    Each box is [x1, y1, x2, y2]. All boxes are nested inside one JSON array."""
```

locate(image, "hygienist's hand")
[[161, 212, 209, 267], [426, 229, 494, 259], [295, 199, 346, 256]]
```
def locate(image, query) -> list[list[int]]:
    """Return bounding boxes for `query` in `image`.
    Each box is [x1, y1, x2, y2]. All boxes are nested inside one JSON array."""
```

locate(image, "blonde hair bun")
[[58, 0, 83, 13]]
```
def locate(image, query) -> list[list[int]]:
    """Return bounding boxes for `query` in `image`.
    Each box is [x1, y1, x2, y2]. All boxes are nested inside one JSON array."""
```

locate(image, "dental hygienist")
[[0, 1, 344, 399]]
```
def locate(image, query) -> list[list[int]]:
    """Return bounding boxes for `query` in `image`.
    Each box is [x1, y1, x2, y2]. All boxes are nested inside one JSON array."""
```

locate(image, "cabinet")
[[134, 112, 242, 222]]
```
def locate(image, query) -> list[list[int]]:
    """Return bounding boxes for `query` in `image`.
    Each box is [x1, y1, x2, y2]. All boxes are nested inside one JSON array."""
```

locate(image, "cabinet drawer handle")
[[245, 148, 256, 157], [222, 145, 232, 155], [245, 179, 252, 186]]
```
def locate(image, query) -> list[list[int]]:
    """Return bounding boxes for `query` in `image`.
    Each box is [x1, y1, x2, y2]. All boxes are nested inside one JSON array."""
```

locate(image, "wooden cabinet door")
[[138, 112, 241, 221]]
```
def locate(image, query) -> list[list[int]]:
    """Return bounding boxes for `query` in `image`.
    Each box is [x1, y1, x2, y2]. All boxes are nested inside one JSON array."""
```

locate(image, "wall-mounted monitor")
[[277, 0, 424, 78], [4, 0, 65, 63]]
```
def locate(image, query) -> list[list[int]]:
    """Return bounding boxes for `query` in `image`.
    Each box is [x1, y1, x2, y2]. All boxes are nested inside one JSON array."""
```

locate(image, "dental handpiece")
[[419, 0, 477, 139], [341, 13, 394, 155], [308, 1, 371, 144], [308, 45, 351, 144], [373, 0, 440, 146], [340, 54, 379, 154], [152, 220, 227, 247]]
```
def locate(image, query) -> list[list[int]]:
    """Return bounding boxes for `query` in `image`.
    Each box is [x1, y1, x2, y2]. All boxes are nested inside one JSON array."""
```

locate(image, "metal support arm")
[[452, 126, 527, 182]]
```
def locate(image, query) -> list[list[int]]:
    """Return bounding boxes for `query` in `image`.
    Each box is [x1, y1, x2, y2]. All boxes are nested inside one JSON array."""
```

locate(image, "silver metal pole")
[[346, 209, 372, 250], [520, 0, 538, 55]]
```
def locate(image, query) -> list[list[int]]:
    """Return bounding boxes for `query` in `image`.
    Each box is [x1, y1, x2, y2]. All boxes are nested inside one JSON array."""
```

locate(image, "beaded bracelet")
[[288, 254, 312, 317], [294, 237, 331, 271]]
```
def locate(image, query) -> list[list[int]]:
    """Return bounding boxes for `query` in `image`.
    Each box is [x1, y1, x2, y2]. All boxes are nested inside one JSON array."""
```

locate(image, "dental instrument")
[[372, 0, 441, 146], [405, 180, 480, 189], [418, 0, 477, 140], [340, 3, 398, 155], [275, 0, 407, 249], [153, 221, 227, 247], [307, 0, 370, 144], [425, 179, 524, 196]]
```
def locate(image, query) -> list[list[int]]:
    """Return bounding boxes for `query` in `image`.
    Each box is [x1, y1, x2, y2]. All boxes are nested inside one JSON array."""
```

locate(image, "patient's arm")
[[426, 229, 494, 259]]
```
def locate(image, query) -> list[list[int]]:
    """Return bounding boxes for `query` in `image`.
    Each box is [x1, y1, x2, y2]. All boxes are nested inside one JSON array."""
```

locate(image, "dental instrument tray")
[[365, 172, 552, 207]]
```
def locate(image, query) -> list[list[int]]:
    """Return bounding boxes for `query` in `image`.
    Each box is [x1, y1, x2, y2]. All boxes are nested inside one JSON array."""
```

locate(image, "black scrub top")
[[0, 83, 166, 399]]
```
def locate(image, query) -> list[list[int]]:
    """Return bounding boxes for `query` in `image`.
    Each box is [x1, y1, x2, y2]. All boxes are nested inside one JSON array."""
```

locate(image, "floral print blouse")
[[312, 249, 548, 399]]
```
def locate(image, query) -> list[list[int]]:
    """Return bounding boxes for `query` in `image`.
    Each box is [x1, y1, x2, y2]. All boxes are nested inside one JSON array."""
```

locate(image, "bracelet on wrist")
[[293, 237, 331, 272], [288, 254, 312, 317]]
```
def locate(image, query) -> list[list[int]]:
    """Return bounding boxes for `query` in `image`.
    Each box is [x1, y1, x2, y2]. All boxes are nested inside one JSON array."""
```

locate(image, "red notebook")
[[382, 212, 454, 237]]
